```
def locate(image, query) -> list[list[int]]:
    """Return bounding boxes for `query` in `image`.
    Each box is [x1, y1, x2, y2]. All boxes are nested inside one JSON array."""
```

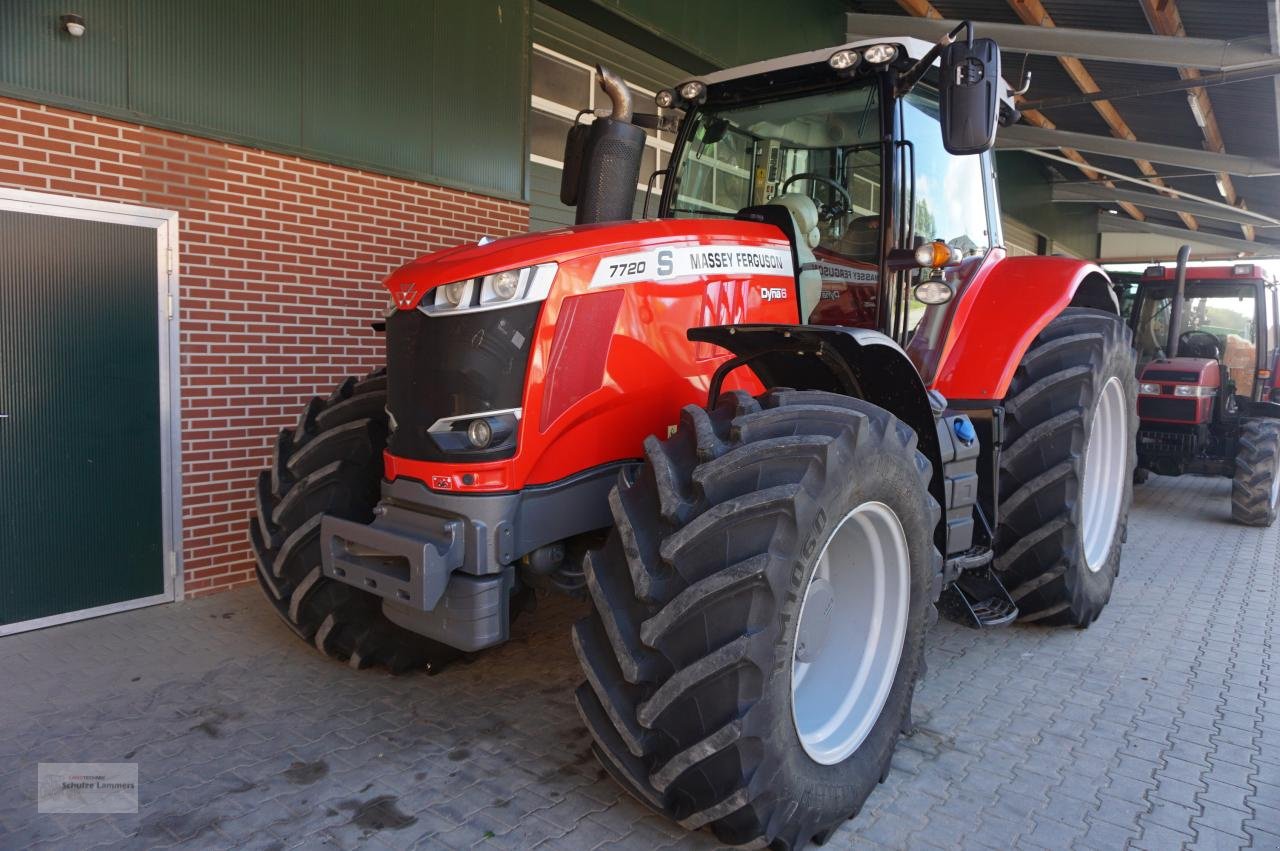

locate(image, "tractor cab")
[[643, 31, 1016, 348], [1131, 261, 1278, 409]]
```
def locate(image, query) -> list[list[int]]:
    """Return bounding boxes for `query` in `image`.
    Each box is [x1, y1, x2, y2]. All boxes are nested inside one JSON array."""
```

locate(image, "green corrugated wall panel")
[[996, 152, 1099, 259], [0, 1, 528, 201], [430, 1, 528, 197], [0, 211, 164, 625], [301, 0, 434, 177], [533, 3, 688, 93], [0, 0, 130, 107], [131, 0, 302, 147], [529, 162, 575, 231], [543, 0, 849, 70]]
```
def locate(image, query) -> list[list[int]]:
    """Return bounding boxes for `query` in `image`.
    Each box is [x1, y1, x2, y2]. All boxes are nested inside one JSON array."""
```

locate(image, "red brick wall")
[[0, 96, 530, 597]]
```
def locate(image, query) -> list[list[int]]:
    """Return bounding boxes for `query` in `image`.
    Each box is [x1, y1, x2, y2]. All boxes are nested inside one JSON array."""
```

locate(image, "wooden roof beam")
[[1005, 0, 1198, 231], [890, 0, 1144, 222], [1140, 0, 1254, 241]]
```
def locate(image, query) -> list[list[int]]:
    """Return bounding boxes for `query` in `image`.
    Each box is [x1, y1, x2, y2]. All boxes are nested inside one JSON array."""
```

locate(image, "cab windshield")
[[1134, 282, 1260, 393], [665, 84, 884, 262]]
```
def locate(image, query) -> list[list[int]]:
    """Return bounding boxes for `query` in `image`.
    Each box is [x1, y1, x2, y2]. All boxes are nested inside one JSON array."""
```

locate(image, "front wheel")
[[995, 308, 1138, 626], [572, 389, 940, 849], [1231, 418, 1280, 526]]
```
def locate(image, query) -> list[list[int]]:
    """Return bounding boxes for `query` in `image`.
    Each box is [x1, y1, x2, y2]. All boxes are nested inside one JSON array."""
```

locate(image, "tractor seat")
[[735, 194, 823, 320]]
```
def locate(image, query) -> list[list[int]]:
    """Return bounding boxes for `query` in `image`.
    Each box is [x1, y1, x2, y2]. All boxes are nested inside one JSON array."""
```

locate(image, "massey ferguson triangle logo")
[[389, 280, 418, 309]]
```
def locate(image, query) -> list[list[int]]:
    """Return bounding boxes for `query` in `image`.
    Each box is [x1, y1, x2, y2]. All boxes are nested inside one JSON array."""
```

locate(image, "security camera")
[[60, 14, 86, 38]]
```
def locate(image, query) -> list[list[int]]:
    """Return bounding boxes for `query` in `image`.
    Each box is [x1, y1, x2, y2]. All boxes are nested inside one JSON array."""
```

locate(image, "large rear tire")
[[995, 308, 1137, 626], [248, 369, 444, 671], [573, 389, 940, 849], [1231, 418, 1280, 526]]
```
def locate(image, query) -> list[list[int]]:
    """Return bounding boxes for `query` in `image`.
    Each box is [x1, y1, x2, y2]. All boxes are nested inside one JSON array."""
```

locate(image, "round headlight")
[[914, 280, 953, 305], [679, 81, 706, 102], [490, 270, 520, 300], [655, 89, 675, 108], [441, 281, 469, 306], [828, 49, 859, 71], [466, 418, 493, 449], [863, 43, 899, 64], [914, 243, 936, 267]]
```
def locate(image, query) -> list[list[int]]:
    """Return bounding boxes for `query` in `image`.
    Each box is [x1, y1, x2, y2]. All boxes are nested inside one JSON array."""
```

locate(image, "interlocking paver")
[[0, 473, 1275, 849]]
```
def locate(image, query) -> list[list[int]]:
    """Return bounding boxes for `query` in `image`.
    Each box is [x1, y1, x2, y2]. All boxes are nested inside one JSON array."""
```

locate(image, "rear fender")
[[931, 256, 1116, 400], [689, 323, 945, 546]]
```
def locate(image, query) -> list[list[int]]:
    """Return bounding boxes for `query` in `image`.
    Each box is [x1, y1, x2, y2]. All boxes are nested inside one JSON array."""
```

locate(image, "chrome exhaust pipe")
[[596, 64, 633, 123]]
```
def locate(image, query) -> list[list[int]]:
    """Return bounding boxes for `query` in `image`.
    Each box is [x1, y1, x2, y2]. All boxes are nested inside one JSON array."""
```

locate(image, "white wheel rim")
[[1081, 376, 1127, 572], [791, 501, 910, 765]]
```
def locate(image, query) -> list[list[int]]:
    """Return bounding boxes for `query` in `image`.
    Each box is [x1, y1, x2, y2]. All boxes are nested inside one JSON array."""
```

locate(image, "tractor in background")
[[251, 23, 1137, 849], [1129, 247, 1280, 525]]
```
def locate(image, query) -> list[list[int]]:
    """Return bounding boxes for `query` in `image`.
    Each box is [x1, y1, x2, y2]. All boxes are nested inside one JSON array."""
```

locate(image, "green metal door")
[[0, 208, 168, 629]]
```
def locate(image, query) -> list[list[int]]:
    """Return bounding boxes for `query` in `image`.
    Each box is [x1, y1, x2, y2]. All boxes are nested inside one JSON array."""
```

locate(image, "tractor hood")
[[382, 218, 788, 310]]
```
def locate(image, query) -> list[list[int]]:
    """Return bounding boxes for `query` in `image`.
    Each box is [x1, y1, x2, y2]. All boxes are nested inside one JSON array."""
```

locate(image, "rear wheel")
[[573, 389, 940, 849], [995, 308, 1137, 626], [1231, 418, 1280, 526], [249, 369, 445, 671]]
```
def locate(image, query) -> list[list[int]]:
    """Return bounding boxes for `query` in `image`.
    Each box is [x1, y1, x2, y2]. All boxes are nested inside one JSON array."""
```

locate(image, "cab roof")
[[1140, 263, 1276, 285], [685, 35, 1018, 112]]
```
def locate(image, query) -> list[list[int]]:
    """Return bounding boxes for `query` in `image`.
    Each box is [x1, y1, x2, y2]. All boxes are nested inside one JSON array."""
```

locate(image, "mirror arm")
[[896, 20, 972, 98], [641, 169, 669, 218]]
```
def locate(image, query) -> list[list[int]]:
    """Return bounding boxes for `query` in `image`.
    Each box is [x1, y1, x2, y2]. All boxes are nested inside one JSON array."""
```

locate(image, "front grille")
[[1138, 396, 1197, 422], [1137, 427, 1195, 456], [386, 303, 540, 462]]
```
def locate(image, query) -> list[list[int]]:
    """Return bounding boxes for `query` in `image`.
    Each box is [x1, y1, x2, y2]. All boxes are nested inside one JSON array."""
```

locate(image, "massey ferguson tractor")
[[251, 25, 1137, 849], [1129, 247, 1280, 525]]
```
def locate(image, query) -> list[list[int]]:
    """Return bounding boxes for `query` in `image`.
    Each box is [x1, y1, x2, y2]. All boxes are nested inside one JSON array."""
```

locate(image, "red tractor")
[[1130, 247, 1280, 525], [252, 24, 1137, 848]]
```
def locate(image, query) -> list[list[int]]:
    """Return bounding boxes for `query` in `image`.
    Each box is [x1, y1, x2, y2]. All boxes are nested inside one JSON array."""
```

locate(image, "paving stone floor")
[[0, 473, 1277, 849]]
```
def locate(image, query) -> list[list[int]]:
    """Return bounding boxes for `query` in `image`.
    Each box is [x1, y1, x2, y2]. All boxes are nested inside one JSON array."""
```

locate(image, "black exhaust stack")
[[563, 65, 646, 225], [1166, 244, 1191, 359]]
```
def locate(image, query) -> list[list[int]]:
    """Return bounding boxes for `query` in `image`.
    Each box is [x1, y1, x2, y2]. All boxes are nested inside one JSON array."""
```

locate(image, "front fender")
[[689, 324, 944, 531], [931, 256, 1115, 400]]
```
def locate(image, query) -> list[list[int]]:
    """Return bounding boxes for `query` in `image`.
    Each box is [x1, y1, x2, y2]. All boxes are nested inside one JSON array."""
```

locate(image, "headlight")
[[863, 43, 899, 64], [828, 49, 859, 71], [1138, 382, 1162, 395], [441, 280, 471, 306], [914, 280, 953, 305], [484, 269, 521, 302], [418, 263, 558, 317], [466, 418, 493, 449], [679, 81, 706, 102], [655, 89, 675, 108], [1173, 384, 1215, 397]]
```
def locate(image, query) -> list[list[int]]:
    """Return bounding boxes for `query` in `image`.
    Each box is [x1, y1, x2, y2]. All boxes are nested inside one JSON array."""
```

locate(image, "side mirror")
[[559, 123, 592, 206], [939, 37, 1001, 155]]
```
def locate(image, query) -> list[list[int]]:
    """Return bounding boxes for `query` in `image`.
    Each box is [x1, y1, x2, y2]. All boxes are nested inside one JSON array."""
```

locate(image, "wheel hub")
[[790, 501, 910, 766], [794, 577, 834, 663], [1081, 376, 1127, 572]]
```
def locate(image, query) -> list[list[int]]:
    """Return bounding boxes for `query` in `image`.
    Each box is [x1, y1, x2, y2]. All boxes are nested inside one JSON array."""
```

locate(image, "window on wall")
[[529, 44, 673, 195]]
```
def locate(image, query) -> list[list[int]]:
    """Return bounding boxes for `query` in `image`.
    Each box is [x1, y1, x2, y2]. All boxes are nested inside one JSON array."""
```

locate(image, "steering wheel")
[[1178, 330, 1222, 360], [780, 173, 854, 223]]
